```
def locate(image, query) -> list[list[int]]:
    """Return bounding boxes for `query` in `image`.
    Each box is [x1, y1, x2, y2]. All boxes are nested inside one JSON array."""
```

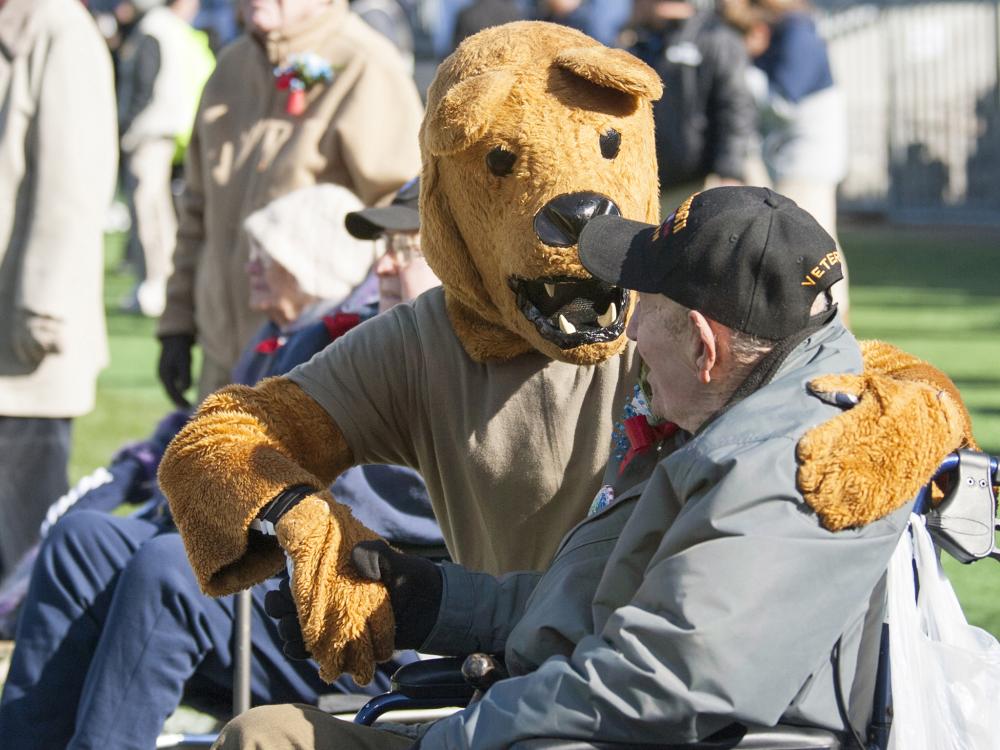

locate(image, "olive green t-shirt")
[[288, 287, 636, 574]]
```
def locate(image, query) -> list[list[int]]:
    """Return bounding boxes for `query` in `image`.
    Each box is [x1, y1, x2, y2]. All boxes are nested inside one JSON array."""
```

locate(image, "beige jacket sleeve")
[[18, 17, 117, 321], [333, 54, 423, 206], [157, 100, 206, 337]]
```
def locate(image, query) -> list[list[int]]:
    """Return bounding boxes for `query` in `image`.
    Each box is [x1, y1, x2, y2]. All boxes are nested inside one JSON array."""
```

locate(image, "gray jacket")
[[419, 319, 911, 748]]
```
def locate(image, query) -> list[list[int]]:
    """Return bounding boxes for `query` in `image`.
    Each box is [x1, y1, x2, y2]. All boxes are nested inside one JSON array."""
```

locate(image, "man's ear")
[[689, 311, 718, 384]]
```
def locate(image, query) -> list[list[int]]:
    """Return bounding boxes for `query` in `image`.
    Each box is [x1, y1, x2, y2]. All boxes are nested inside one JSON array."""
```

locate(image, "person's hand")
[[12, 309, 62, 367], [263, 573, 310, 660], [157, 333, 194, 407], [351, 539, 442, 650]]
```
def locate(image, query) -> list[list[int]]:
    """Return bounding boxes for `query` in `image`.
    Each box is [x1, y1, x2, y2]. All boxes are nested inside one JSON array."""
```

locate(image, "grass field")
[[838, 222, 1000, 637], [71, 222, 1000, 635]]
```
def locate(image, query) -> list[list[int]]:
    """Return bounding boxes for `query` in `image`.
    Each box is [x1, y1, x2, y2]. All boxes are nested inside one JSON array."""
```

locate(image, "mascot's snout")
[[522, 192, 626, 348], [534, 192, 621, 248]]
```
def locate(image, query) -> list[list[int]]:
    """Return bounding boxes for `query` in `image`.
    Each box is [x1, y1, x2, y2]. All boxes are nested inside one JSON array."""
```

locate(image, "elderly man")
[[215, 187, 914, 749], [156, 0, 422, 406]]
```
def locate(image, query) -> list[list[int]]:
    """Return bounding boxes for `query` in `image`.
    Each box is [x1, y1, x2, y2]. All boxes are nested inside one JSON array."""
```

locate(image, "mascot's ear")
[[424, 69, 517, 156], [554, 47, 663, 101]]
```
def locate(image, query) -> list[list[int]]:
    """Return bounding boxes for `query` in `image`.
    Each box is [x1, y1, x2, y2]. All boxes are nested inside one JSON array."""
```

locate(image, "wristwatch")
[[249, 484, 317, 537]]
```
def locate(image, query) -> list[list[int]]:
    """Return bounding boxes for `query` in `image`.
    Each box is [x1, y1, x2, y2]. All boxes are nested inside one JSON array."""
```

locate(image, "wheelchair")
[[155, 450, 998, 749], [350, 449, 1000, 750]]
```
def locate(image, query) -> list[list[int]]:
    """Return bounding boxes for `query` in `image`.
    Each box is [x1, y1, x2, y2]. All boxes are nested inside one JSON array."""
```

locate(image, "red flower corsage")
[[273, 53, 335, 116], [613, 384, 678, 474]]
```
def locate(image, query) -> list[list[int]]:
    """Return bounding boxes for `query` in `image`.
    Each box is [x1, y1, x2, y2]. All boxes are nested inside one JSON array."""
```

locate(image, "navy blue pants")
[[0, 511, 404, 749]]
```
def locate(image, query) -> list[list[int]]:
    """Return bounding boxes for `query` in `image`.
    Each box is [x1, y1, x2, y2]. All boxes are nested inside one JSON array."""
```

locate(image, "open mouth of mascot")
[[510, 275, 628, 349], [505, 189, 630, 349]]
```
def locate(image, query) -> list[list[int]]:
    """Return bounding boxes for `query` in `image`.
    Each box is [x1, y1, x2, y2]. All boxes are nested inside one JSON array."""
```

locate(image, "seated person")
[[217, 187, 923, 749], [0, 182, 443, 749]]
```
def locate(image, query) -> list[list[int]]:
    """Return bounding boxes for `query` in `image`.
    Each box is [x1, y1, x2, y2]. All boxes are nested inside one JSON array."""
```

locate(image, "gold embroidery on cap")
[[671, 192, 699, 234], [801, 250, 842, 286]]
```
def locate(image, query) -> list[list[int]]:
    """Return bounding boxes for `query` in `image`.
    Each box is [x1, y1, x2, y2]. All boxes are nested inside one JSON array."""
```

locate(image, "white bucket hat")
[[242, 184, 379, 306]]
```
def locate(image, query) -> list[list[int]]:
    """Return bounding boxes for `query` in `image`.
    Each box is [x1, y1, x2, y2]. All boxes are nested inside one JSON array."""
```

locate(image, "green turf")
[[840, 223, 1000, 636], [68, 233, 175, 481], [72, 223, 1000, 635], [844, 224, 1000, 454]]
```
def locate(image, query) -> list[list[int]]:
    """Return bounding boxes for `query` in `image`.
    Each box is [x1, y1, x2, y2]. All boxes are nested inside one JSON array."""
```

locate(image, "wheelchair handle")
[[922, 450, 999, 564], [461, 653, 508, 694]]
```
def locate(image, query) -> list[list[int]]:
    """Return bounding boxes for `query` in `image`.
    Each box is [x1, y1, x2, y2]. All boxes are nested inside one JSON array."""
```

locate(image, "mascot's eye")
[[600, 129, 621, 160], [486, 147, 517, 177]]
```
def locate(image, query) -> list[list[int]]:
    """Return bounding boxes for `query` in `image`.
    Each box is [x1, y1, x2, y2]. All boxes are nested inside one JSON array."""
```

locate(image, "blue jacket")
[[39, 298, 443, 550]]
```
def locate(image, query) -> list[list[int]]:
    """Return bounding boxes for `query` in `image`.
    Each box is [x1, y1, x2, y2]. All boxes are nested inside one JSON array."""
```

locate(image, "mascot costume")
[[160, 22, 977, 688]]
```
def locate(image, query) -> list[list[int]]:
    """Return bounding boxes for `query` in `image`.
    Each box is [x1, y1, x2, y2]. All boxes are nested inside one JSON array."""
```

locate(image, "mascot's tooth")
[[544, 283, 556, 297], [558, 314, 576, 335], [597, 302, 617, 328]]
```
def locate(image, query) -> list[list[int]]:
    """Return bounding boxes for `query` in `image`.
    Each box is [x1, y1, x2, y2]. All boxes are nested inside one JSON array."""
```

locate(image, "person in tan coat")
[[156, 0, 423, 407], [0, 0, 118, 581]]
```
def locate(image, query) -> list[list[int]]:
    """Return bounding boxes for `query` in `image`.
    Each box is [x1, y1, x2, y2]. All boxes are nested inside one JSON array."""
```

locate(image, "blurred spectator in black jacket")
[[453, 0, 525, 48], [624, 0, 756, 217]]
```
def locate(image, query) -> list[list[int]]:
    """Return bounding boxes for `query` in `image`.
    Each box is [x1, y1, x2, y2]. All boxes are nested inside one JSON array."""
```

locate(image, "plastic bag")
[[887, 514, 1000, 750]]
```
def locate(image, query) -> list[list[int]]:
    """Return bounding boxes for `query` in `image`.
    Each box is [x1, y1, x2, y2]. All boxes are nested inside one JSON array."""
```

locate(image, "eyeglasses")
[[385, 232, 422, 267]]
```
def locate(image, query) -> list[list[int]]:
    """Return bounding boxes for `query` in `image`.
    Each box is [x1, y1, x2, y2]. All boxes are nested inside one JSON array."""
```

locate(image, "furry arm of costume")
[[798, 340, 978, 531], [159, 342, 972, 683], [158, 376, 393, 684]]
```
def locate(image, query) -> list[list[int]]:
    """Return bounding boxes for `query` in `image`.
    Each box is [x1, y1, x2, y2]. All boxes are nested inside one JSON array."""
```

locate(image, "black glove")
[[351, 539, 442, 650], [157, 333, 194, 408], [263, 574, 310, 660]]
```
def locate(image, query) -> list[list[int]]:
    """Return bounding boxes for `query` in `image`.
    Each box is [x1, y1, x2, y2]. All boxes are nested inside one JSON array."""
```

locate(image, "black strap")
[[250, 484, 317, 537], [832, 636, 869, 750]]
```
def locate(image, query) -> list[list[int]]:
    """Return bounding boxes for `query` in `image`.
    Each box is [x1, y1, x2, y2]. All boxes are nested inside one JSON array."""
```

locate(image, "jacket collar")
[[696, 308, 845, 435], [726, 306, 841, 407], [254, 0, 347, 66], [0, 0, 39, 59]]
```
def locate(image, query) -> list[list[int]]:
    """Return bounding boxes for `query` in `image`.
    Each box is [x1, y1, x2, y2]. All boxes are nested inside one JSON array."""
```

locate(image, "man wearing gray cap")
[[216, 187, 916, 750]]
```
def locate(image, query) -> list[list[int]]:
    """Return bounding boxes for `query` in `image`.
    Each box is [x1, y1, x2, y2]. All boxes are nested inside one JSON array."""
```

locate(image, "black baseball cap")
[[344, 176, 420, 239], [578, 187, 842, 340]]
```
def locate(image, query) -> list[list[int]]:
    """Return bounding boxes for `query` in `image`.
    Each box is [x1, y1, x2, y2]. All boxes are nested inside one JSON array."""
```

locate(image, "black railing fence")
[[818, 0, 1000, 223]]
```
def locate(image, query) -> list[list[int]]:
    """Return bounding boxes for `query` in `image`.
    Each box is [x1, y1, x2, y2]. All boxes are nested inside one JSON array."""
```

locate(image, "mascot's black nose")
[[534, 192, 621, 247]]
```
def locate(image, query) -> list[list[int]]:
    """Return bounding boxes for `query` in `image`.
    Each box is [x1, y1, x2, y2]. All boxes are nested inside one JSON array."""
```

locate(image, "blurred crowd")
[[0, 0, 850, 744], [82, 0, 850, 317]]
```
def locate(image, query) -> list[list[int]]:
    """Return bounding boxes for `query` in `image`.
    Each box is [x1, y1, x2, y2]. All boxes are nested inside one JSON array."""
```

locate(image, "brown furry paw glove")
[[797, 362, 971, 531], [275, 493, 395, 685], [159, 378, 353, 596]]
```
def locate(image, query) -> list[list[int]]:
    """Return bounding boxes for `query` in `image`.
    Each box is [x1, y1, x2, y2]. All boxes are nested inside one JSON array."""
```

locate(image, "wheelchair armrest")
[[354, 657, 474, 725], [390, 657, 476, 702], [508, 724, 841, 749], [362, 664, 842, 749]]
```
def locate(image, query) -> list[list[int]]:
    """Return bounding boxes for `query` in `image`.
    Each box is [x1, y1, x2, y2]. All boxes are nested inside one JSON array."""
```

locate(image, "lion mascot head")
[[420, 21, 663, 365]]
